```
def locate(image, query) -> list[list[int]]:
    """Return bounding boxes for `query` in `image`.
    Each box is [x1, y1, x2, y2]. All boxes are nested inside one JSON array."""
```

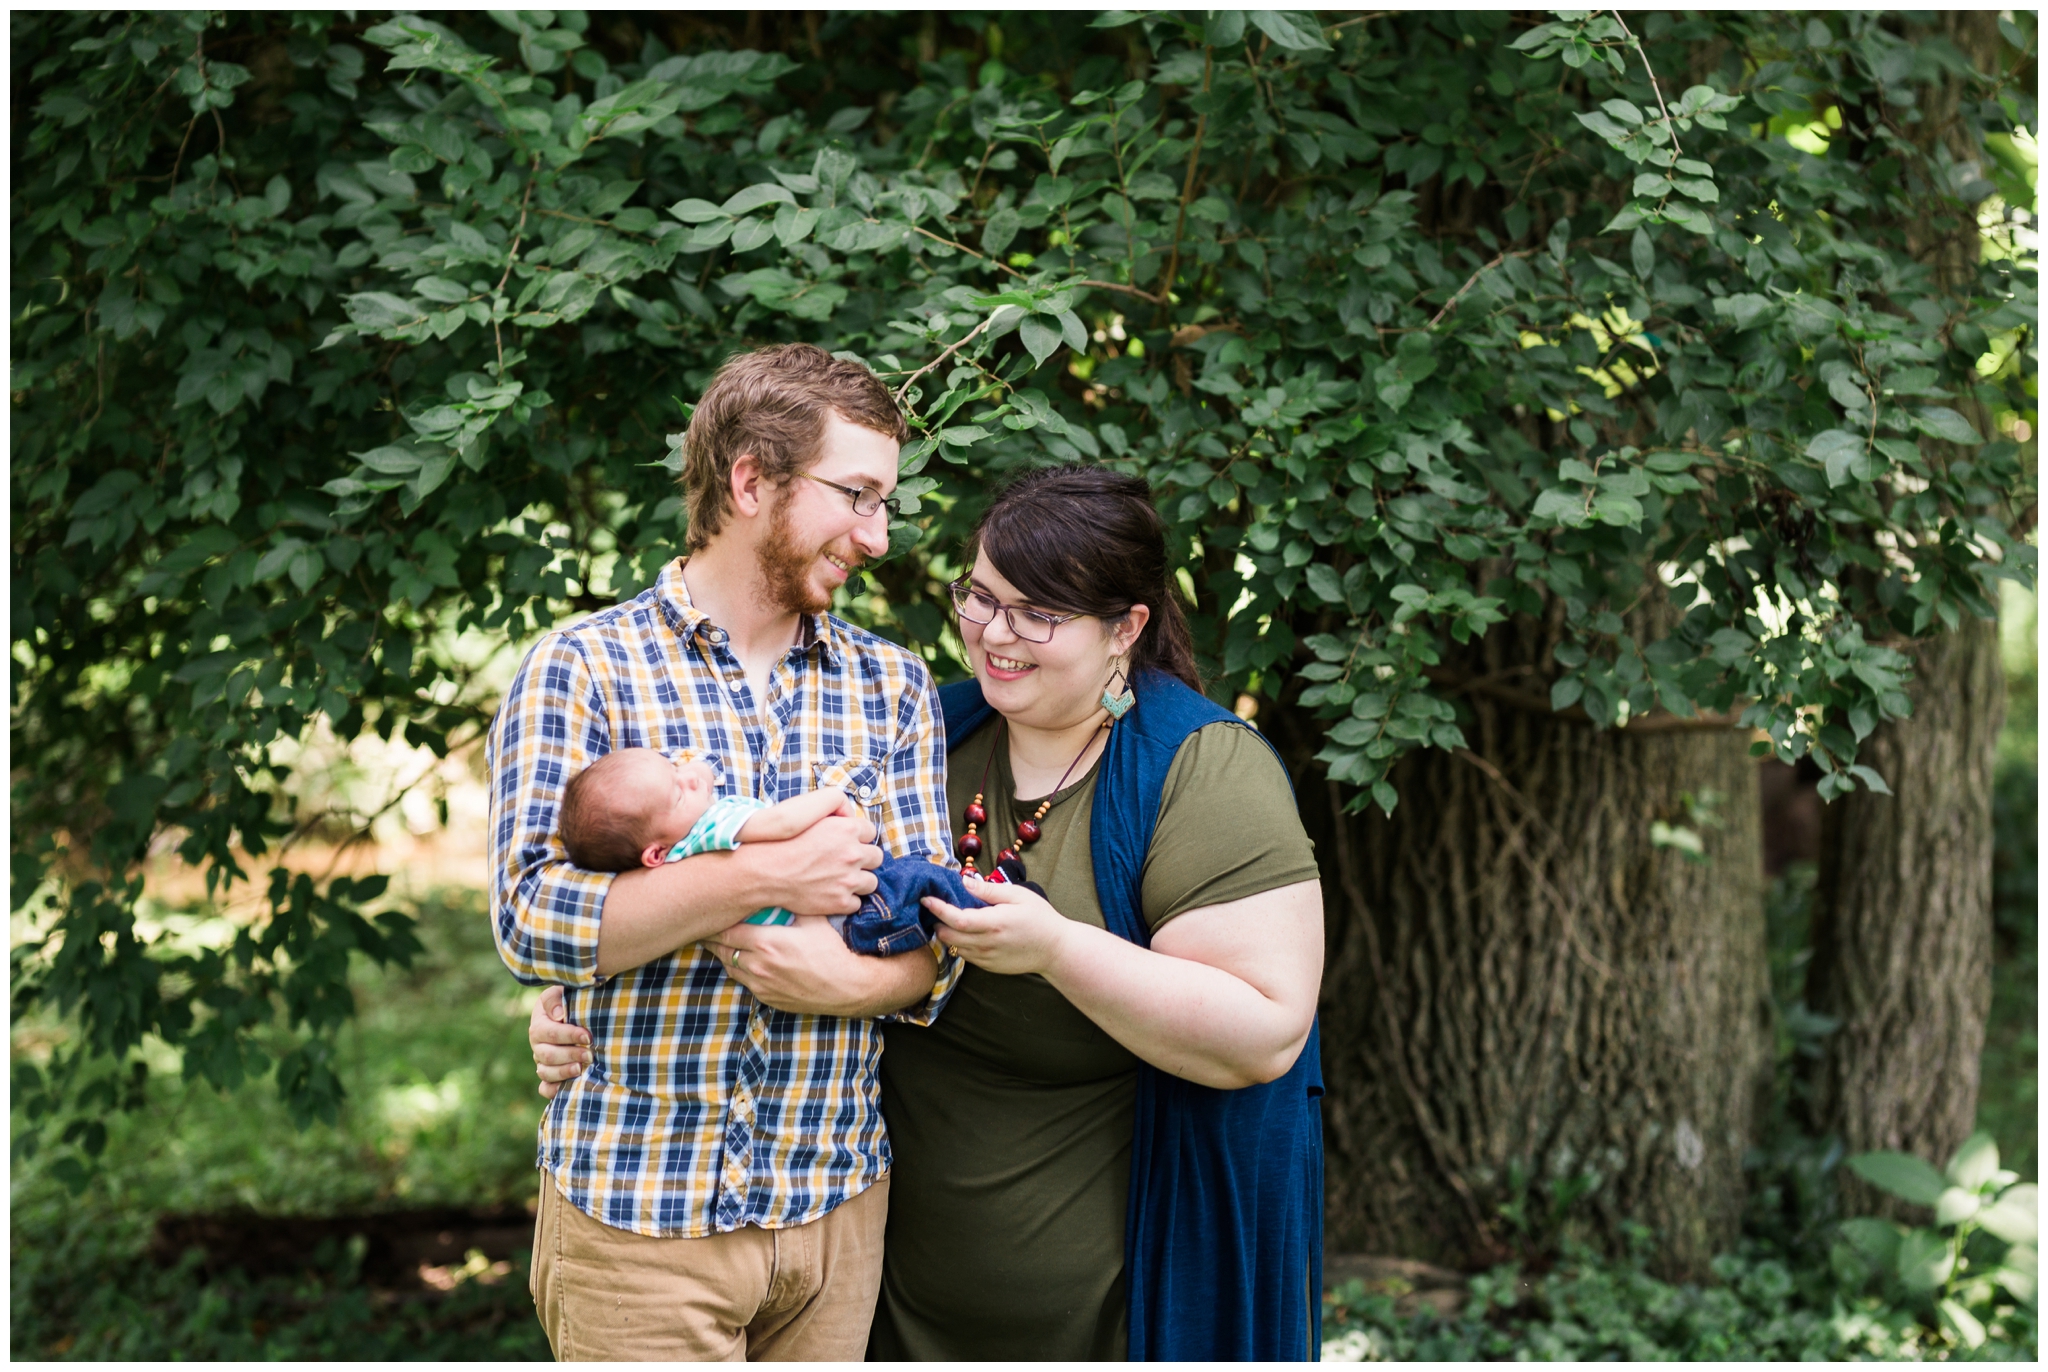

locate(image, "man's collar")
[[658, 557, 844, 669]]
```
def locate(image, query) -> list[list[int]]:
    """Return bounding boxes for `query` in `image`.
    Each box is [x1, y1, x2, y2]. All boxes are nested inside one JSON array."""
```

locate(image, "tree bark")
[[1798, 9, 2011, 1217], [1270, 613, 1771, 1282], [1804, 615, 2004, 1213]]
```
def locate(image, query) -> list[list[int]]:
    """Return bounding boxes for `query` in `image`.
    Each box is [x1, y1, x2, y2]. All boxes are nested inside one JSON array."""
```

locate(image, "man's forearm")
[[594, 849, 773, 977], [836, 945, 940, 1018], [716, 917, 942, 1019]]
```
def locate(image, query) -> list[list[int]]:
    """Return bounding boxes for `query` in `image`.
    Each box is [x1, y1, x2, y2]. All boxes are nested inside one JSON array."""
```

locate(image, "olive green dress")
[[869, 720, 1319, 1361]]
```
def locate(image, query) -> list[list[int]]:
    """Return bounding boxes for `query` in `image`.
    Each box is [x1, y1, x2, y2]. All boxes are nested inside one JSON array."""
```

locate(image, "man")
[[486, 343, 958, 1360]]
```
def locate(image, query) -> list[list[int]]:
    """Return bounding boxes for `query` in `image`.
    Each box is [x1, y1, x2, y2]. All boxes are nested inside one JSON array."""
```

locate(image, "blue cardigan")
[[939, 671, 1324, 1362]]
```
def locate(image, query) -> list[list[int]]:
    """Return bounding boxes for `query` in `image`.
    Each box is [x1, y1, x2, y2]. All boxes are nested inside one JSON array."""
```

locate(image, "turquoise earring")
[[1101, 665, 1135, 721]]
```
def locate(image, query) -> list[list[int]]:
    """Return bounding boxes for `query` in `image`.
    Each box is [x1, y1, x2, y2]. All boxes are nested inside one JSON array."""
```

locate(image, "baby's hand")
[[734, 786, 857, 844]]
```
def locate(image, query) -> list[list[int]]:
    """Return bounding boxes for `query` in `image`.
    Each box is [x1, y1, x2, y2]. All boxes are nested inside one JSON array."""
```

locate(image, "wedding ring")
[[731, 949, 743, 971]]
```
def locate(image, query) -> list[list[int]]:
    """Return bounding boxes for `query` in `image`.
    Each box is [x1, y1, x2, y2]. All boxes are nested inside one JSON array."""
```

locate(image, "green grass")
[[10, 887, 551, 1360]]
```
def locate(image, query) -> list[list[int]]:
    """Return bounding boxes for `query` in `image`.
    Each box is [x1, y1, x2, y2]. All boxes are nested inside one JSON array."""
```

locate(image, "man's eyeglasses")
[[949, 580, 1084, 644], [801, 472, 900, 520]]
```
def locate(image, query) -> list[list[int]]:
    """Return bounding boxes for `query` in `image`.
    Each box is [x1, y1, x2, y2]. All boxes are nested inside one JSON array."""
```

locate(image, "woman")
[[532, 467, 1325, 1360]]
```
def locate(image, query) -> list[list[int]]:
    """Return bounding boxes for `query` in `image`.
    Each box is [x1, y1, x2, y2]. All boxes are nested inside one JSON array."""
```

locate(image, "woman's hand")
[[528, 984, 591, 1100], [923, 876, 1079, 977]]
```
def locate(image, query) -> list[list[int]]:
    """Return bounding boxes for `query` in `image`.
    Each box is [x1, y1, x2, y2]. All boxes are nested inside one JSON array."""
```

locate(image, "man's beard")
[[756, 486, 839, 618]]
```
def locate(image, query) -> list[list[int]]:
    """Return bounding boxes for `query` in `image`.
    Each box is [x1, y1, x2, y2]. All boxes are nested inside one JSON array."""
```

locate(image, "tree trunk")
[[1804, 616, 2004, 1213], [1798, 9, 2010, 1217], [1270, 615, 1771, 1282]]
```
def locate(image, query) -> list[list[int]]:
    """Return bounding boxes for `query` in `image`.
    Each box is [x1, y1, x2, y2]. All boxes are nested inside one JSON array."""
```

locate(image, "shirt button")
[[729, 678, 746, 692]]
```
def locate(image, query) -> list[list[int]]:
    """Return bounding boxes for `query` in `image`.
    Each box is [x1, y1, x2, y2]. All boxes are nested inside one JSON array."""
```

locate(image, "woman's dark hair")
[[966, 465, 1202, 690]]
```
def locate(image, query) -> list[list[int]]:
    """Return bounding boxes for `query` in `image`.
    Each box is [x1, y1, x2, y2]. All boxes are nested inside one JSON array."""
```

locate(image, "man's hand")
[[741, 811, 883, 916], [706, 916, 937, 1018], [593, 810, 882, 979], [529, 985, 591, 1100]]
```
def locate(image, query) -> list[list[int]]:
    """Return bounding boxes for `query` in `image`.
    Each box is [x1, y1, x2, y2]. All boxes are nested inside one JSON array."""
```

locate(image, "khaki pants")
[[530, 1171, 889, 1361]]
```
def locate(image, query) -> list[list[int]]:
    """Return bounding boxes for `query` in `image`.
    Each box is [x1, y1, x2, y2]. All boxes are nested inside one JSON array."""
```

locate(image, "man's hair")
[[560, 750, 659, 872], [680, 342, 907, 551]]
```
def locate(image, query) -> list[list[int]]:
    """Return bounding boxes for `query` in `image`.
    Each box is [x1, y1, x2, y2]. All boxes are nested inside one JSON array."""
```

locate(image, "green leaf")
[[1575, 109, 1630, 142], [1935, 1186, 1983, 1226], [1840, 1217, 1903, 1265], [1977, 1183, 2039, 1245], [721, 183, 798, 217], [1054, 309, 1088, 354], [352, 444, 423, 475], [1806, 428, 1867, 487], [1947, 1130, 2000, 1190], [1019, 315, 1063, 368], [729, 217, 776, 253], [1911, 405, 1983, 445], [668, 197, 729, 224], [1532, 488, 1589, 526], [1939, 1298, 1987, 1350], [1713, 293, 1775, 330], [1994, 1244, 2037, 1303], [1847, 1150, 1950, 1206], [1247, 10, 1332, 52], [412, 276, 470, 304], [1591, 492, 1643, 527], [1826, 373, 1872, 411], [254, 538, 309, 583], [1601, 204, 1645, 234], [981, 206, 1020, 257], [286, 545, 325, 592], [1897, 1226, 1955, 1291], [1663, 202, 1715, 235], [773, 204, 820, 246], [1305, 563, 1343, 603], [1630, 227, 1654, 279]]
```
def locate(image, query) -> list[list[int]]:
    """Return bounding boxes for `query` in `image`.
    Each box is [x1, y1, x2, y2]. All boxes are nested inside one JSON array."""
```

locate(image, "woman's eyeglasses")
[[949, 580, 1083, 643], [801, 472, 900, 520]]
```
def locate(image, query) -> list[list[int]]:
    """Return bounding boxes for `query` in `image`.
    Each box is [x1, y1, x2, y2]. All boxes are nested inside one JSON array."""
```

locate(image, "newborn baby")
[[558, 747, 986, 957]]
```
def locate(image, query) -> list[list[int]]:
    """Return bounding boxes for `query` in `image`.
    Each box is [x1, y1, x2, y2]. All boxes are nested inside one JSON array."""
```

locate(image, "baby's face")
[[636, 754, 720, 849]]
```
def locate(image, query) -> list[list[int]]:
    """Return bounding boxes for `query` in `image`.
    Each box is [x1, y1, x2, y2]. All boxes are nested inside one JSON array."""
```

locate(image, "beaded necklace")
[[956, 717, 1109, 877]]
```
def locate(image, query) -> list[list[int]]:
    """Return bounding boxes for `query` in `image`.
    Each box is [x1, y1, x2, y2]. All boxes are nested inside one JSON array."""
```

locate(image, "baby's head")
[[560, 748, 719, 871]]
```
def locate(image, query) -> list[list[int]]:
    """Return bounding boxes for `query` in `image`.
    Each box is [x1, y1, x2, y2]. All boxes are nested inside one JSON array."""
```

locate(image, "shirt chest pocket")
[[812, 756, 884, 810]]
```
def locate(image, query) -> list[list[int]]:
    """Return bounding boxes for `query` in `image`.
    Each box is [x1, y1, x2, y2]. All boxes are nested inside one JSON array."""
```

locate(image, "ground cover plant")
[[10, 888, 549, 1360]]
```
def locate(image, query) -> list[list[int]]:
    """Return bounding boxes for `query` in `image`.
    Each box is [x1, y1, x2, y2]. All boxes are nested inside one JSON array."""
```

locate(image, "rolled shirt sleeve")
[[485, 631, 618, 987], [872, 665, 966, 1024]]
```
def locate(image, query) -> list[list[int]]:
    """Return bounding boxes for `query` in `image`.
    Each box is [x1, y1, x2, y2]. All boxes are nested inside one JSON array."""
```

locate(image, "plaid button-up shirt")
[[487, 558, 960, 1238]]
